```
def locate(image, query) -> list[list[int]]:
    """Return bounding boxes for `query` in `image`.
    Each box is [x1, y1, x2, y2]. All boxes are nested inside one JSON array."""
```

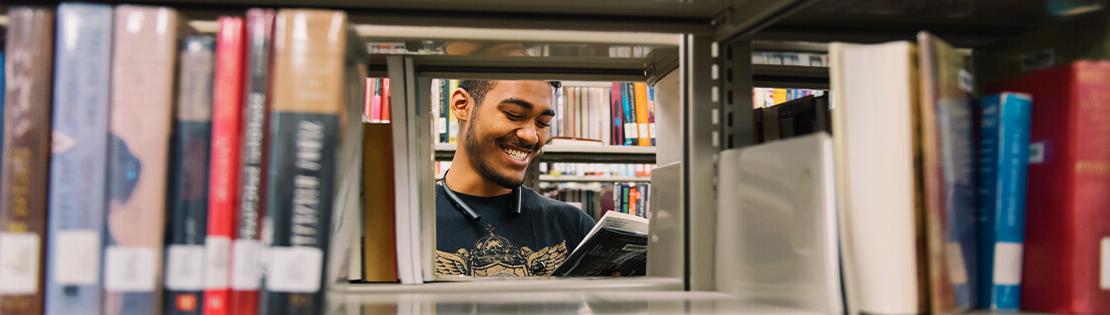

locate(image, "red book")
[[382, 78, 392, 122], [610, 82, 623, 145], [365, 77, 377, 121], [987, 61, 1110, 314], [204, 16, 246, 315]]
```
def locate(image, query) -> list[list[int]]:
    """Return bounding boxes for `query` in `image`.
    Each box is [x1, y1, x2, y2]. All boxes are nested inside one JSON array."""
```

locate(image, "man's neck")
[[446, 152, 514, 197]]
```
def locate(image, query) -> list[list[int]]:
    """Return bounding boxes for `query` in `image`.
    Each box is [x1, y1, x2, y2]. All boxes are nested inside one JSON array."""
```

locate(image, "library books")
[[261, 9, 365, 315], [986, 61, 1110, 314], [552, 211, 648, 277], [715, 133, 841, 314], [752, 51, 828, 67], [205, 16, 246, 315], [164, 34, 216, 315], [830, 41, 925, 315], [753, 94, 830, 143], [752, 87, 824, 109], [365, 78, 391, 123], [230, 9, 274, 315], [45, 4, 113, 315], [975, 93, 1032, 311], [917, 32, 977, 314], [0, 6, 54, 315], [104, 5, 180, 314]]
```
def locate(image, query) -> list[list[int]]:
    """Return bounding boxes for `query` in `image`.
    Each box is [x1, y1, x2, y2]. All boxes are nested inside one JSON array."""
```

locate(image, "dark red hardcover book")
[[230, 9, 275, 315], [986, 61, 1110, 314], [610, 82, 623, 145], [204, 16, 246, 315], [381, 78, 391, 122]]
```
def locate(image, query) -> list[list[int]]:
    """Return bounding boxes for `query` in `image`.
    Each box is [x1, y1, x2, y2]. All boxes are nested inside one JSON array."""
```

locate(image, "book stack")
[[431, 79, 658, 147], [537, 162, 654, 220], [0, 5, 366, 315]]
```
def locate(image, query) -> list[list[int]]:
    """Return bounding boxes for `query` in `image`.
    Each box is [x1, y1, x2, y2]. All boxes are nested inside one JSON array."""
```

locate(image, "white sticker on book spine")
[[638, 124, 650, 141], [265, 247, 322, 293], [993, 242, 1023, 285], [625, 123, 637, 138], [230, 239, 262, 290], [165, 245, 205, 290], [104, 246, 156, 292], [1100, 237, 1109, 290], [204, 236, 231, 289], [0, 233, 41, 294], [54, 230, 100, 285]]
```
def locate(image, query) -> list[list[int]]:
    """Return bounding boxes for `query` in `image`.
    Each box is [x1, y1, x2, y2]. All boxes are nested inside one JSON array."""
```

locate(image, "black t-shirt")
[[434, 184, 596, 278]]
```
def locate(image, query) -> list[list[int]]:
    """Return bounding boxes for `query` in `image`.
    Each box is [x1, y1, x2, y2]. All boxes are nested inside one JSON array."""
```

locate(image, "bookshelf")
[[2, 0, 1104, 314], [538, 175, 651, 183]]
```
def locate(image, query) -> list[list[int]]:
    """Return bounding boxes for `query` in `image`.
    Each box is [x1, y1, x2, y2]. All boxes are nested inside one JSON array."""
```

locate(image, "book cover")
[[45, 4, 112, 315], [0, 7, 54, 315], [830, 41, 927, 315], [164, 35, 215, 315], [986, 61, 1110, 314], [552, 212, 648, 277], [203, 16, 245, 315], [609, 82, 622, 145], [230, 9, 274, 315], [975, 93, 1032, 310], [103, 6, 180, 315], [362, 123, 398, 282], [633, 82, 650, 147], [261, 9, 361, 314], [917, 32, 978, 313]]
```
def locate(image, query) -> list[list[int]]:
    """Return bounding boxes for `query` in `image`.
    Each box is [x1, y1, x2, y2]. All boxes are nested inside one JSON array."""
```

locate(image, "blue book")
[[45, 4, 113, 315], [621, 82, 636, 146], [976, 92, 1033, 310]]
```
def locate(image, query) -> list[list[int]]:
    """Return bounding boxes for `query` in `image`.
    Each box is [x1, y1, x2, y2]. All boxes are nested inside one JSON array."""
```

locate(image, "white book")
[[830, 41, 923, 315], [715, 134, 842, 314]]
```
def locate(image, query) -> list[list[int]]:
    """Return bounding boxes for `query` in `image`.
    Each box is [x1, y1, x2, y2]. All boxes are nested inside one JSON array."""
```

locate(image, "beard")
[[463, 119, 527, 189]]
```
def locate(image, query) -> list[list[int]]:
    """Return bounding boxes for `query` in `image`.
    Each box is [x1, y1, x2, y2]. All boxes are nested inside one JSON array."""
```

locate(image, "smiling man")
[[434, 80, 596, 278]]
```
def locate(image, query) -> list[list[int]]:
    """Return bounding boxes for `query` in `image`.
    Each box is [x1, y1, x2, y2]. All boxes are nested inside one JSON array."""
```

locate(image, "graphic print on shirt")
[[435, 225, 567, 278]]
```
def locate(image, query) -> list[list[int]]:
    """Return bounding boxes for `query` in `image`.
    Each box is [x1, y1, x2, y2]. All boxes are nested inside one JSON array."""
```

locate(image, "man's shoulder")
[[522, 187, 589, 218]]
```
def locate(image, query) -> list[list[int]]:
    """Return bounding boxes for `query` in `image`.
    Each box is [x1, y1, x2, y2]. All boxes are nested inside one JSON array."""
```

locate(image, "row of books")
[[0, 5, 365, 315], [752, 51, 828, 67], [752, 87, 825, 109], [538, 182, 652, 220], [431, 79, 658, 146], [539, 162, 655, 178], [364, 77, 391, 123], [828, 33, 1109, 314]]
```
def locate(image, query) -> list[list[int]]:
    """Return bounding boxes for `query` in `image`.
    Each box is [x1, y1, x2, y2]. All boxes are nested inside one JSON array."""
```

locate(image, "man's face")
[[462, 81, 554, 189]]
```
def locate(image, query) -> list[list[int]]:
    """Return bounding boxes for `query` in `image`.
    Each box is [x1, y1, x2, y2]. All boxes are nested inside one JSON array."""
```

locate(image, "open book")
[[552, 211, 649, 277]]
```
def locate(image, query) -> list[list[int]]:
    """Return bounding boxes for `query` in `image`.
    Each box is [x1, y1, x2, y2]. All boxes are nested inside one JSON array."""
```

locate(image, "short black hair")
[[458, 80, 561, 107]]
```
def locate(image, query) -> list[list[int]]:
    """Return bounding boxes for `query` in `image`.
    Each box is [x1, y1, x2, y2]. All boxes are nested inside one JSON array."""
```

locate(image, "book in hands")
[[552, 211, 649, 277]]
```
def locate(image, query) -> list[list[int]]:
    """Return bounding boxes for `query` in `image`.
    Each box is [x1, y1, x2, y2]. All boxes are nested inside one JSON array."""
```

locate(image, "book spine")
[[441, 80, 450, 143], [1068, 62, 1110, 313], [230, 10, 274, 315], [261, 10, 349, 315], [633, 82, 650, 147], [45, 4, 112, 315], [975, 93, 1032, 310], [381, 78, 391, 122], [164, 35, 216, 315], [103, 6, 179, 315], [448, 80, 458, 144], [0, 7, 54, 315], [621, 83, 635, 146], [203, 16, 246, 315], [647, 86, 656, 146], [361, 123, 398, 282], [610, 82, 622, 145]]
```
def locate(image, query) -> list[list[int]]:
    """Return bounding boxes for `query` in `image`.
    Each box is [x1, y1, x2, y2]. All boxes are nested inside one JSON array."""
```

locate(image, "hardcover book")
[[203, 17, 246, 315], [261, 9, 364, 315], [986, 61, 1110, 314], [103, 6, 180, 315], [164, 34, 215, 315], [975, 92, 1032, 311], [917, 32, 978, 313], [361, 123, 398, 282], [45, 4, 113, 315], [0, 7, 54, 315], [230, 9, 275, 315]]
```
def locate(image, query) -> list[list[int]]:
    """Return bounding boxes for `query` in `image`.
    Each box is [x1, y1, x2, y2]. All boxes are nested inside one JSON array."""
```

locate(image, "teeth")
[[503, 148, 528, 161]]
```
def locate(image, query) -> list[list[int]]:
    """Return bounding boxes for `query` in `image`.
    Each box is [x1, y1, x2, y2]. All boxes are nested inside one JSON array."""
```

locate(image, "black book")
[[552, 212, 648, 277]]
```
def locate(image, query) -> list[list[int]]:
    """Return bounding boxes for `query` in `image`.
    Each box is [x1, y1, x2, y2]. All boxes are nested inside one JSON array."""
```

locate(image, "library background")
[[0, 0, 1107, 314]]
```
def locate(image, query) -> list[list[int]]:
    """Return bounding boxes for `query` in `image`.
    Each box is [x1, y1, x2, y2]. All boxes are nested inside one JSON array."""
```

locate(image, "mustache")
[[496, 134, 538, 151]]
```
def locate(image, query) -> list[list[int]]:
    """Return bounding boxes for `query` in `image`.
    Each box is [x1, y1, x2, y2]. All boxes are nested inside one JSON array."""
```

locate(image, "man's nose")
[[516, 124, 540, 146]]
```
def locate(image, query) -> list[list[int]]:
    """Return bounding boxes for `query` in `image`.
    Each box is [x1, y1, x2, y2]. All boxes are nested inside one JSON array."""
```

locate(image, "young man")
[[434, 79, 596, 278]]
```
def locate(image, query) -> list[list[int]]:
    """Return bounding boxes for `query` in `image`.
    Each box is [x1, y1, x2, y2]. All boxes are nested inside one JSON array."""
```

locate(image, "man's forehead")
[[487, 80, 553, 103]]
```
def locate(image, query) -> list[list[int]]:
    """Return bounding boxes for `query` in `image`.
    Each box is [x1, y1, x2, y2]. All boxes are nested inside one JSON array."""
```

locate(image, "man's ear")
[[450, 88, 473, 123]]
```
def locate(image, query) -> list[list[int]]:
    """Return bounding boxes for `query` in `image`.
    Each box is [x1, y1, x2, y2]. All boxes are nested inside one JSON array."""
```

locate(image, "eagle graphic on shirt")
[[435, 225, 568, 278]]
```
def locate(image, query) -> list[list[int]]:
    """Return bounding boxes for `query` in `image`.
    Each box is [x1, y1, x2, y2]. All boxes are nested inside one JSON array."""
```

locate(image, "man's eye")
[[504, 111, 523, 120], [537, 121, 551, 128]]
